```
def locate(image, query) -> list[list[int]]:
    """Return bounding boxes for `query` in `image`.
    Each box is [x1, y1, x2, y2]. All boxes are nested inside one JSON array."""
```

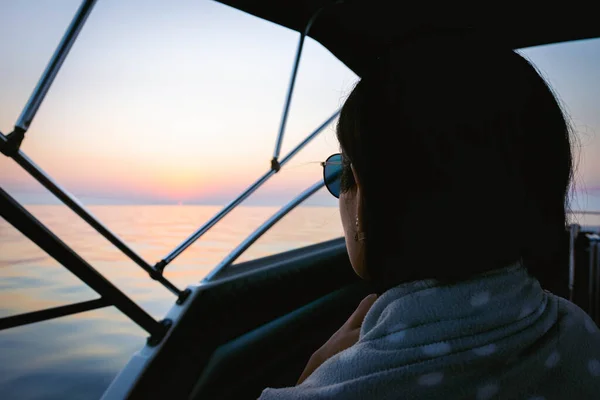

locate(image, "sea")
[[1, 205, 599, 399], [0, 205, 343, 399]]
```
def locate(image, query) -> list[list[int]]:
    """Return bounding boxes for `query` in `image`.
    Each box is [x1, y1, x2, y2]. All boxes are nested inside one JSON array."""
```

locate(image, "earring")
[[354, 216, 366, 241]]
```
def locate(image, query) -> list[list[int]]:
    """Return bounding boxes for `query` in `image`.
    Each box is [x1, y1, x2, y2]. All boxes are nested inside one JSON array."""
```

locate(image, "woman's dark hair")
[[337, 34, 573, 292]]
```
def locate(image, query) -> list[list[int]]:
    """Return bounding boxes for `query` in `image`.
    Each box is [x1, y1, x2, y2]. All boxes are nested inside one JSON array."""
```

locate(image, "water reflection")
[[0, 205, 342, 399]]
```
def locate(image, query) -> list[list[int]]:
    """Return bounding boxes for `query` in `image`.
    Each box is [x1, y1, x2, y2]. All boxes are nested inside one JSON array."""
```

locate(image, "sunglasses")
[[321, 153, 343, 198]]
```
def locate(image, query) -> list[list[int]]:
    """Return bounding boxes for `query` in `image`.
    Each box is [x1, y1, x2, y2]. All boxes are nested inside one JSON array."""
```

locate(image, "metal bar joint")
[[270, 157, 281, 172], [155, 260, 167, 274], [146, 319, 173, 347], [0, 128, 25, 157]]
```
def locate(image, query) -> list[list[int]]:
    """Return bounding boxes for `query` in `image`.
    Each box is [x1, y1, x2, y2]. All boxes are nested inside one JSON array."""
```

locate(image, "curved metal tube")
[[272, 5, 329, 162], [203, 179, 326, 282]]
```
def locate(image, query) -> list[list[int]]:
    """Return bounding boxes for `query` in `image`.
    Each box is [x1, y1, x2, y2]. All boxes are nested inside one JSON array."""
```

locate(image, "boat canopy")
[[215, 0, 600, 77]]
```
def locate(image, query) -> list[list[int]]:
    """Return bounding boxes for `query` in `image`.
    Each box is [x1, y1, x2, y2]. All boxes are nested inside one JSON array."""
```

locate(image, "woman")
[[259, 33, 600, 399]]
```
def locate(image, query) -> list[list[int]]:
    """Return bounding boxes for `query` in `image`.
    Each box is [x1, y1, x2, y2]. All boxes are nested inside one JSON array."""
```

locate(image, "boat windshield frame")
[[0, 0, 341, 338]]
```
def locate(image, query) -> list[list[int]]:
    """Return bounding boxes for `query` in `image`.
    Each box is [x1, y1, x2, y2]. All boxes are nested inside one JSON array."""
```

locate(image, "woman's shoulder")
[[550, 291, 600, 336]]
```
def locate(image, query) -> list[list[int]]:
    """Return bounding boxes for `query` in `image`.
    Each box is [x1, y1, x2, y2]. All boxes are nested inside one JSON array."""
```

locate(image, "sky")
[[0, 0, 599, 209]]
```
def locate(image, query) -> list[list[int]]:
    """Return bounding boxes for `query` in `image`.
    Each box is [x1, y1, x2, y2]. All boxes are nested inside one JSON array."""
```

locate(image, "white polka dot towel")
[[259, 263, 600, 399]]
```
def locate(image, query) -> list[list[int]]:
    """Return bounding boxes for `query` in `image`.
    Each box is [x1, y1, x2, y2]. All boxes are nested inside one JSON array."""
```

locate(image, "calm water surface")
[[1, 206, 599, 399], [0, 205, 342, 399]]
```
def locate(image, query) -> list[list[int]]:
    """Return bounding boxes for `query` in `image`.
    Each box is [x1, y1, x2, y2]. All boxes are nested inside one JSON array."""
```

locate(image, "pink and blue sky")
[[1, 1, 599, 209]]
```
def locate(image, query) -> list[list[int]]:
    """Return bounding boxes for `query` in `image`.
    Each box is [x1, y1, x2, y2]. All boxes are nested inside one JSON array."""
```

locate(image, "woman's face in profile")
[[339, 163, 366, 279]]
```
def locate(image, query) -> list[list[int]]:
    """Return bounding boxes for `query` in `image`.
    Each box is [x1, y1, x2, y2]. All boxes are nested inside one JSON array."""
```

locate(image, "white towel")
[[259, 263, 600, 399]]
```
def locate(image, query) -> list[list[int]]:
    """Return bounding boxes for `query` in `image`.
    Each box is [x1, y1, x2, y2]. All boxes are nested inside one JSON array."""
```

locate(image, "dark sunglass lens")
[[324, 154, 342, 198]]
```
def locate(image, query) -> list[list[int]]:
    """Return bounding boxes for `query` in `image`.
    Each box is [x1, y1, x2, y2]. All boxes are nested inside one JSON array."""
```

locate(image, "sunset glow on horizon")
[[1, 1, 599, 208]]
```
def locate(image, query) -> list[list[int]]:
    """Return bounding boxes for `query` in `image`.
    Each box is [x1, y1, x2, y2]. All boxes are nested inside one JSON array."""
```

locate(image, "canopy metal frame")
[[0, 0, 337, 339]]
